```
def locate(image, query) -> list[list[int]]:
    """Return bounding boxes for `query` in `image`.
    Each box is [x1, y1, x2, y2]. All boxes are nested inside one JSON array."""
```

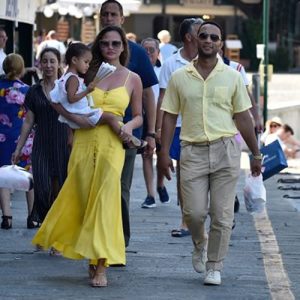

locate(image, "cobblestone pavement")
[[0, 153, 299, 300]]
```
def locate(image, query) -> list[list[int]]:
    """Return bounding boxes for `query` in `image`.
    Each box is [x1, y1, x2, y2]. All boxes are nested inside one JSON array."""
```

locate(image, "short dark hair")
[[283, 124, 294, 135], [65, 42, 91, 65], [198, 21, 224, 40], [179, 18, 203, 42], [100, 0, 123, 16]]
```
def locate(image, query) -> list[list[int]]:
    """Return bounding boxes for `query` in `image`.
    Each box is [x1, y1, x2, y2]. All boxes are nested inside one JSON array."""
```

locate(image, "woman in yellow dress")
[[32, 25, 143, 287]]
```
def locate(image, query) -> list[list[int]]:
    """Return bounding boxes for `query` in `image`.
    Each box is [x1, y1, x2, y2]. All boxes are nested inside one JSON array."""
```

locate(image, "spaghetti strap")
[[124, 71, 131, 86]]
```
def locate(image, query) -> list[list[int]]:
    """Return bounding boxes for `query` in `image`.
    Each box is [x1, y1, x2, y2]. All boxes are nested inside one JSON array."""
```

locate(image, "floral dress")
[[0, 78, 33, 169]]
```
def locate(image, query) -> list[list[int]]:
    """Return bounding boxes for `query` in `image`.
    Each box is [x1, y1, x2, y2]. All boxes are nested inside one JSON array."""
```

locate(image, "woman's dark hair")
[[85, 25, 129, 85], [65, 42, 91, 66], [39, 47, 63, 78]]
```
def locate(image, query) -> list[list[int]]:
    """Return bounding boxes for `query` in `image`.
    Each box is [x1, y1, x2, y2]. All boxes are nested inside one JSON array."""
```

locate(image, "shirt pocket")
[[213, 87, 229, 105]]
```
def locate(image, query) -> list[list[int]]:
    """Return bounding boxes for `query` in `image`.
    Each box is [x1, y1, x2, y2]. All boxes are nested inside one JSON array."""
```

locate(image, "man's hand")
[[250, 159, 262, 177], [143, 136, 155, 157], [157, 152, 175, 180]]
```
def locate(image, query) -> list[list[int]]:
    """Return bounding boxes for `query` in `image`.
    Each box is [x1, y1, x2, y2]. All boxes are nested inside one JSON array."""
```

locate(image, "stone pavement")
[[0, 154, 300, 300]]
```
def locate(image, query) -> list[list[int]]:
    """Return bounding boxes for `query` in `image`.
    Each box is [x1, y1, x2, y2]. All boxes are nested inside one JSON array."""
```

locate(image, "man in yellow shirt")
[[158, 21, 261, 286]]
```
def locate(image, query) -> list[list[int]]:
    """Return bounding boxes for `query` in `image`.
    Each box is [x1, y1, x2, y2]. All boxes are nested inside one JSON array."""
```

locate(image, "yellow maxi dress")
[[32, 81, 131, 266]]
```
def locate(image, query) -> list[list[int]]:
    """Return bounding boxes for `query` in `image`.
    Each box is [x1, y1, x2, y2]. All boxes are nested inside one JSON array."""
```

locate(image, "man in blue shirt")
[[100, 0, 158, 248]]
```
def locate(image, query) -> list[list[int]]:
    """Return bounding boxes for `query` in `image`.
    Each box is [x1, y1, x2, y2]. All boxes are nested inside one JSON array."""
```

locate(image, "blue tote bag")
[[260, 140, 288, 180]]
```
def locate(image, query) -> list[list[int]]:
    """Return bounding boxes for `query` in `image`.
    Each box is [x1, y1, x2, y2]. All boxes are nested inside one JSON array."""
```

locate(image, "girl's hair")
[[65, 42, 91, 66], [3, 53, 24, 80], [39, 47, 63, 78], [85, 25, 129, 85]]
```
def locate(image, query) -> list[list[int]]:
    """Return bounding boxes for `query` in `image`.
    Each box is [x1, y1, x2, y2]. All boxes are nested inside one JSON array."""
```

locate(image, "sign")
[[0, 0, 38, 24], [256, 44, 265, 59]]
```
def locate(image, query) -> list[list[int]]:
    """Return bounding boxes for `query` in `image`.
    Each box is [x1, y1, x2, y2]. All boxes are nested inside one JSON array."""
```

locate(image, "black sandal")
[[27, 216, 40, 229], [1, 216, 12, 229]]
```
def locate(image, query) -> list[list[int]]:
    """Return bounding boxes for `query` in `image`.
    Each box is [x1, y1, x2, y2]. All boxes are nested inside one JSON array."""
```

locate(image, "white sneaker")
[[192, 246, 207, 273], [204, 269, 221, 285]]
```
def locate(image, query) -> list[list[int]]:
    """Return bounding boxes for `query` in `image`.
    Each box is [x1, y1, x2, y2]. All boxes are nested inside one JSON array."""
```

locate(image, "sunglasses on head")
[[99, 40, 122, 49], [143, 47, 156, 54], [270, 123, 280, 128], [198, 32, 221, 42]]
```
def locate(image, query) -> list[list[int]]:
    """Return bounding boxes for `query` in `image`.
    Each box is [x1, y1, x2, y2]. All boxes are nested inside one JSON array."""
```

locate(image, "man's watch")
[[146, 133, 156, 138], [252, 154, 263, 160]]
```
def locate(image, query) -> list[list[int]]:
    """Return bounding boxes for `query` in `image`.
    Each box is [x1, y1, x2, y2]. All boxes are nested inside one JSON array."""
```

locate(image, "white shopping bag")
[[0, 165, 33, 191], [243, 174, 266, 214]]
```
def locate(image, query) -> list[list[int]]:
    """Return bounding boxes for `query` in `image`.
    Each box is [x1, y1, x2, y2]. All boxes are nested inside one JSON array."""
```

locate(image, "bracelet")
[[252, 154, 263, 160], [156, 128, 161, 132], [146, 133, 156, 138]]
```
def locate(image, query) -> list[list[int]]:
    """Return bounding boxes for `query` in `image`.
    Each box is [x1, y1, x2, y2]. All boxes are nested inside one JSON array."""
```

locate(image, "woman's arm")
[[121, 73, 143, 135], [51, 103, 93, 128], [11, 110, 35, 164]]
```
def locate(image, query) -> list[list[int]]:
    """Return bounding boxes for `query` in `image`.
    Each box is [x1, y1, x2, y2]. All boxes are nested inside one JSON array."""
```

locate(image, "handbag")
[[260, 139, 288, 180], [0, 165, 33, 191]]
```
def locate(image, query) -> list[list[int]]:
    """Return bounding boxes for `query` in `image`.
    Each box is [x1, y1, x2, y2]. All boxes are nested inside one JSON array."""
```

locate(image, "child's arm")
[[66, 75, 95, 104], [98, 112, 122, 135]]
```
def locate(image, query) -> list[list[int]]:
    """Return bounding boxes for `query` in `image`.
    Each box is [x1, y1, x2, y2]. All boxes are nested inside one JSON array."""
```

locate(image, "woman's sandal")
[[49, 247, 62, 256], [123, 135, 147, 150], [90, 272, 108, 288], [1, 216, 12, 229], [27, 215, 40, 229], [88, 265, 96, 279]]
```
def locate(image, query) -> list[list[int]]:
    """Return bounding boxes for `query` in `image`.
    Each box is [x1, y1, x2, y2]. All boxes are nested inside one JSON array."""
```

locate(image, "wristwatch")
[[146, 133, 156, 138], [252, 154, 263, 160]]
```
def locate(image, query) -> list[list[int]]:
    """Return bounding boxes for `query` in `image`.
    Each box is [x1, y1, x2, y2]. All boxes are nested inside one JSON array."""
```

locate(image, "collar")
[[186, 56, 225, 79]]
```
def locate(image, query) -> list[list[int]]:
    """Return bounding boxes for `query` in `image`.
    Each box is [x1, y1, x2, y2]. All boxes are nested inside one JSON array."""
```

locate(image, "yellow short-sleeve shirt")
[[161, 59, 252, 143]]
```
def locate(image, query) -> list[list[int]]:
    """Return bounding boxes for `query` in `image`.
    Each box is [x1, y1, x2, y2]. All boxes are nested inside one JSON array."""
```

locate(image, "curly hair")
[[85, 25, 129, 85]]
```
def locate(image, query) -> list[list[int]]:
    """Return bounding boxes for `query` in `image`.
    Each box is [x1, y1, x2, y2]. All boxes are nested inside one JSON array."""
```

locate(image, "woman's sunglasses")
[[198, 32, 221, 42], [99, 40, 122, 49], [270, 123, 280, 128]]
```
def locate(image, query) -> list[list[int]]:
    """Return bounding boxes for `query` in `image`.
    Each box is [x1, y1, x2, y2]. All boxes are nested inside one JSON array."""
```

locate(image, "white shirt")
[[229, 61, 249, 86], [159, 48, 190, 127], [152, 65, 161, 105], [0, 48, 7, 75], [159, 43, 178, 63]]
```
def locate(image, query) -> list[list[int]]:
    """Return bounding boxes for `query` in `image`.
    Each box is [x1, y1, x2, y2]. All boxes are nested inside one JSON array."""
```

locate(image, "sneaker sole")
[[141, 204, 156, 208], [204, 279, 221, 285]]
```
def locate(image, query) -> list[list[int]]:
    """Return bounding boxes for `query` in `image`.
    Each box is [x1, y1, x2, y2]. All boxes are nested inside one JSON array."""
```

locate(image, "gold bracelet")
[[253, 154, 263, 160]]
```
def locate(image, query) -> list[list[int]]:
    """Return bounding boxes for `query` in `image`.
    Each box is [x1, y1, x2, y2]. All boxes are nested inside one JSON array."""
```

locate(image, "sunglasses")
[[143, 47, 156, 54], [270, 123, 280, 128], [198, 32, 221, 42], [99, 40, 122, 49]]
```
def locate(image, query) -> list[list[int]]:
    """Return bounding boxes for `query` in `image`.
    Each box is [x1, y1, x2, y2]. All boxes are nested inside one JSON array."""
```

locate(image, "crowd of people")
[[4, 0, 296, 289]]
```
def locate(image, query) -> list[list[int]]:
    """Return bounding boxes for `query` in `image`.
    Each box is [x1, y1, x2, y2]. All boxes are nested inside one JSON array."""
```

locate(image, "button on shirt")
[[161, 58, 252, 143]]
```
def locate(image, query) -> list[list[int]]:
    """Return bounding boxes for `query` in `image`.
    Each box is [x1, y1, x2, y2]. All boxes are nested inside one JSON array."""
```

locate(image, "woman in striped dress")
[[12, 47, 70, 224]]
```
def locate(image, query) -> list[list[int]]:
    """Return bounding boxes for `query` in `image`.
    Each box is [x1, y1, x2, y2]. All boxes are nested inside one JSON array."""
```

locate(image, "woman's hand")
[[72, 113, 95, 129], [119, 123, 133, 143]]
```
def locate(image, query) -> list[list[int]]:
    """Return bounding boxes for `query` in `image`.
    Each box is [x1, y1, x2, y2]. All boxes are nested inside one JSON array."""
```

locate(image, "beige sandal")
[[88, 264, 96, 279], [91, 272, 108, 287]]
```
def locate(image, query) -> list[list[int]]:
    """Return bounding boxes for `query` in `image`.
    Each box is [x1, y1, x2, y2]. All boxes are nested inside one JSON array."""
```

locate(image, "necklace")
[[41, 81, 55, 101]]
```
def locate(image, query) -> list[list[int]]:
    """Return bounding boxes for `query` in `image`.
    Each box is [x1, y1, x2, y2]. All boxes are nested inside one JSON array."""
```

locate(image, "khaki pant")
[[180, 136, 241, 271]]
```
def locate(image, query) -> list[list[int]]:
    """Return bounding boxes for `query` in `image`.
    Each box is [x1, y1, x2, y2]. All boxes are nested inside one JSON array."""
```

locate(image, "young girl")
[[50, 42, 103, 129]]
